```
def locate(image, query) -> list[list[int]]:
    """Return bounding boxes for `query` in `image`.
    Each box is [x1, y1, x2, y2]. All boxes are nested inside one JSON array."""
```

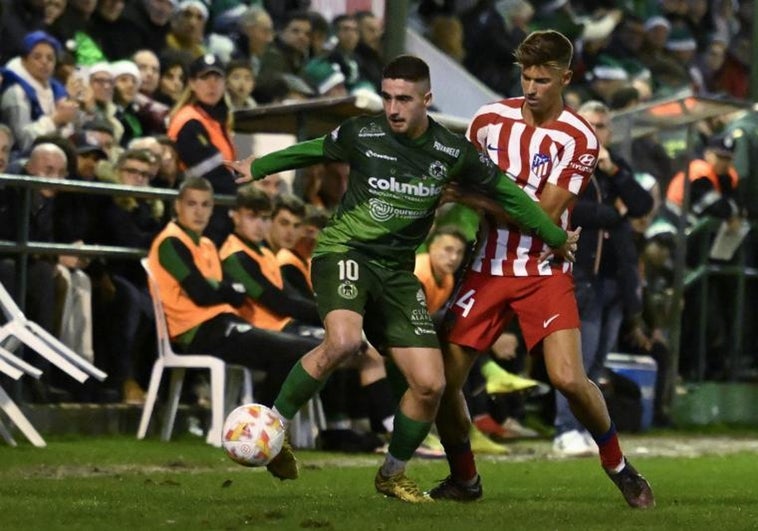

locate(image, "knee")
[[551, 371, 587, 399], [411, 375, 446, 404], [324, 333, 364, 361]]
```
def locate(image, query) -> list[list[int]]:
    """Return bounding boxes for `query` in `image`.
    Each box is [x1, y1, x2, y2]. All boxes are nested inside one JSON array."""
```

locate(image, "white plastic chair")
[[0, 345, 45, 447], [0, 282, 107, 384], [290, 394, 326, 449], [137, 259, 253, 447]]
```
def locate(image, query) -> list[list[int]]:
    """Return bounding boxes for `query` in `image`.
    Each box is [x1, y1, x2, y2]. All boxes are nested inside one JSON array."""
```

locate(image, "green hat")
[[304, 59, 346, 96]]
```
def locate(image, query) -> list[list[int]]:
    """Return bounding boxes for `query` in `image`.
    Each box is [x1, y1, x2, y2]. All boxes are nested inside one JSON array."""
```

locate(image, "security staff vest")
[[167, 103, 236, 166], [219, 234, 290, 331], [276, 248, 312, 292], [667, 159, 739, 207], [148, 221, 236, 338], [414, 252, 453, 314]]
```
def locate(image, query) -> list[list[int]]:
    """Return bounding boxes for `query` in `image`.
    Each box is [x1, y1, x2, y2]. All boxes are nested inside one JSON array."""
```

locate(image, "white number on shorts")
[[337, 259, 359, 281], [454, 289, 476, 318]]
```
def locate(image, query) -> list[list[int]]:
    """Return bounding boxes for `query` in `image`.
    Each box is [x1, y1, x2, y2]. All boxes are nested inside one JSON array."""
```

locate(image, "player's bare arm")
[[537, 182, 580, 262]]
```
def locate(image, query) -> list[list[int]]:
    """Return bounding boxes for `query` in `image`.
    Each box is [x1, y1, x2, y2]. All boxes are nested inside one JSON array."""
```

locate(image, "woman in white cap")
[[167, 53, 237, 245]]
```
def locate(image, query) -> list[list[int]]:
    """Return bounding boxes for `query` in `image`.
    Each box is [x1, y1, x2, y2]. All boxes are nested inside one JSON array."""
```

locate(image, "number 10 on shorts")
[[455, 289, 476, 318], [338, 259, 359, 281]]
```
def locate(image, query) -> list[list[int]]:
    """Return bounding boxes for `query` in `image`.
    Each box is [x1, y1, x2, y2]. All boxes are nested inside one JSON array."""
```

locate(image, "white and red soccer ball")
[[222, 404, 286, 467]]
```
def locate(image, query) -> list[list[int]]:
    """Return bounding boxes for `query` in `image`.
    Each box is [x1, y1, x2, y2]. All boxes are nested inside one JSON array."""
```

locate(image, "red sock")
[[594, 423, 624, 470], [444, 440, 477, 483]]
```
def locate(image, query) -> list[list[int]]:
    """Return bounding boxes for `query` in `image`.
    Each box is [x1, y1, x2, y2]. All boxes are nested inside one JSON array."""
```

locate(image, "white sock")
[[380, 453, 406, 477], [382, 415, 394, 433], [272, 406, 290, 428]]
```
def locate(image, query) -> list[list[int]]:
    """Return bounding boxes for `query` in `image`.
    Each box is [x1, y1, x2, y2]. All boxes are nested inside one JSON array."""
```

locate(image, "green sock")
[[273, 361, 323, 419], [388, 410, 433, 462]]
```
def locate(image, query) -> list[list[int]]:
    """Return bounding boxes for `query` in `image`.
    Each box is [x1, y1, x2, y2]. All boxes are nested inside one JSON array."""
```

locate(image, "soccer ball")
[[222, 403, 286, 467]]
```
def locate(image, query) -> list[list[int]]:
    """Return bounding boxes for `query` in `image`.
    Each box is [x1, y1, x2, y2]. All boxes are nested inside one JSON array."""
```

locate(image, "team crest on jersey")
[[338, 281, 358, 300], [478, 151, 496, 169], [427, 160, 447, 181], [358, 122, 385, 137], [531, 153, 552, 178]]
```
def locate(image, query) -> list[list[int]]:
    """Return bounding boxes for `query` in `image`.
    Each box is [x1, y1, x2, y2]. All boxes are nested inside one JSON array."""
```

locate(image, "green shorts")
[[311, 251, 440, 351]]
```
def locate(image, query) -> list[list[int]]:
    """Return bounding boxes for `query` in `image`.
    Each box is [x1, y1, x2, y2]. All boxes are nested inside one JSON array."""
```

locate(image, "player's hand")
[[539, 227, 581, 263], [224, 155, 256, 184]]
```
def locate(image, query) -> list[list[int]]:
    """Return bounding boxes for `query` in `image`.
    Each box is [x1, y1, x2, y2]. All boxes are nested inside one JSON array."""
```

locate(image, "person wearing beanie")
[[0, 30, 78, 151], [303, 59, 347, 97], [79, 61, 126, 146], [111, 60, 144, 146]]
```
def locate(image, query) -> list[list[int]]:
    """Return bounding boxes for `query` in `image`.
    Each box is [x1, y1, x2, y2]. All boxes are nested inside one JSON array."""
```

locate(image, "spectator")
[[89, 0, 143, 60], [427, 15, 465, 63], [308, 10, 331, 59], [258, 10, 312, 84], [111, 60, 143, 146], [80, 118, 119, 162], [79, 62, 125, 146], [327, 14, 370, 91], [554, 100, 652, 456], [0, 31, 78, 152], [134, 50, 161, 97], [0, 142, 69, 401], [225, 59, 256, 110], [166, 0, 208, 58], [154, 50, 190, 106], [0, 0, 46, 64], [167, 53, 237, 246], [42, 0, 67, 30], [303, 59, 347, 97], [48, 0, 107, 65], [460, 0, 518, 96], [100, 149, 166, 404], [353, 10, 384, 91], [123, 0, 175, 55], [235, 5, 275, 76]]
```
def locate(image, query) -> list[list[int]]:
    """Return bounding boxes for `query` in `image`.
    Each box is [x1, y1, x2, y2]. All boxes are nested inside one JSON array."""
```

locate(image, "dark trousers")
[[186, 313, 320, 405]]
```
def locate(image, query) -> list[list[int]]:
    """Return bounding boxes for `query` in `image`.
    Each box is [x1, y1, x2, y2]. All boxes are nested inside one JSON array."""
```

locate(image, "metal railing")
[[0, 173, 234, 312]]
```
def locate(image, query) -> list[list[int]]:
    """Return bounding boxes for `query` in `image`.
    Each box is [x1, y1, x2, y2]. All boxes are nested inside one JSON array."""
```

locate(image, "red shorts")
[[444, 270, 579, 353]]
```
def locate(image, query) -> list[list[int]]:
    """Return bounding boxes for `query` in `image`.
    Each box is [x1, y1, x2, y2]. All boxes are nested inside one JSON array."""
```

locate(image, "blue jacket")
[[0, 67, 68, 120]]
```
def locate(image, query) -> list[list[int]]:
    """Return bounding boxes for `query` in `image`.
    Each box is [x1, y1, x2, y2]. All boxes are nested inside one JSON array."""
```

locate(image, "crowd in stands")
[[0, 0, 755, 453]]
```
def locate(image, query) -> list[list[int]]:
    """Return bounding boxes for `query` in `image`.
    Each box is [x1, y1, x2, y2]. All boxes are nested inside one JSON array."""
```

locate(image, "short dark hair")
[[225, 58, 253, 77], [303, 204, 329, 229], [514, 30, 573, 70], [281, 10, 311, 30], [178, 176, 213, 199], [272, 193, 306, 219], [382, 55, 430, 83], [234, 184, 271, 212], [429, 225, 468, 247], [332, 14, 356, 30]]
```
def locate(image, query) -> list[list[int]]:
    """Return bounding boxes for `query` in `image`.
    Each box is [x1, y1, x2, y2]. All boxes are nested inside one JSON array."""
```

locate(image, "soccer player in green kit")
[[226, 55, 579, 503]]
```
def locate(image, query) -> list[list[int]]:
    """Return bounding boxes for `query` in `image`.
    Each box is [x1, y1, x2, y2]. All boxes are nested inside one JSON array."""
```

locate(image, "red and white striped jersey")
[[466, 97, 598, 277]]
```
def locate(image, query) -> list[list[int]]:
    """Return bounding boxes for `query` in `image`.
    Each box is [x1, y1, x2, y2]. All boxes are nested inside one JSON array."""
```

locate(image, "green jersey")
[[251, 114, 566, 270]]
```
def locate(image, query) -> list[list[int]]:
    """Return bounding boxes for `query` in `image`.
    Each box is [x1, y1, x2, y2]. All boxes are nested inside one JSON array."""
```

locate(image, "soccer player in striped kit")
[[431, 30, 655, 509]]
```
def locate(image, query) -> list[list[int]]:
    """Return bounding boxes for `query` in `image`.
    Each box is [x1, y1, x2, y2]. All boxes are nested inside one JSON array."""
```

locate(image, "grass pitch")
[[1, 434, 757, 530]]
